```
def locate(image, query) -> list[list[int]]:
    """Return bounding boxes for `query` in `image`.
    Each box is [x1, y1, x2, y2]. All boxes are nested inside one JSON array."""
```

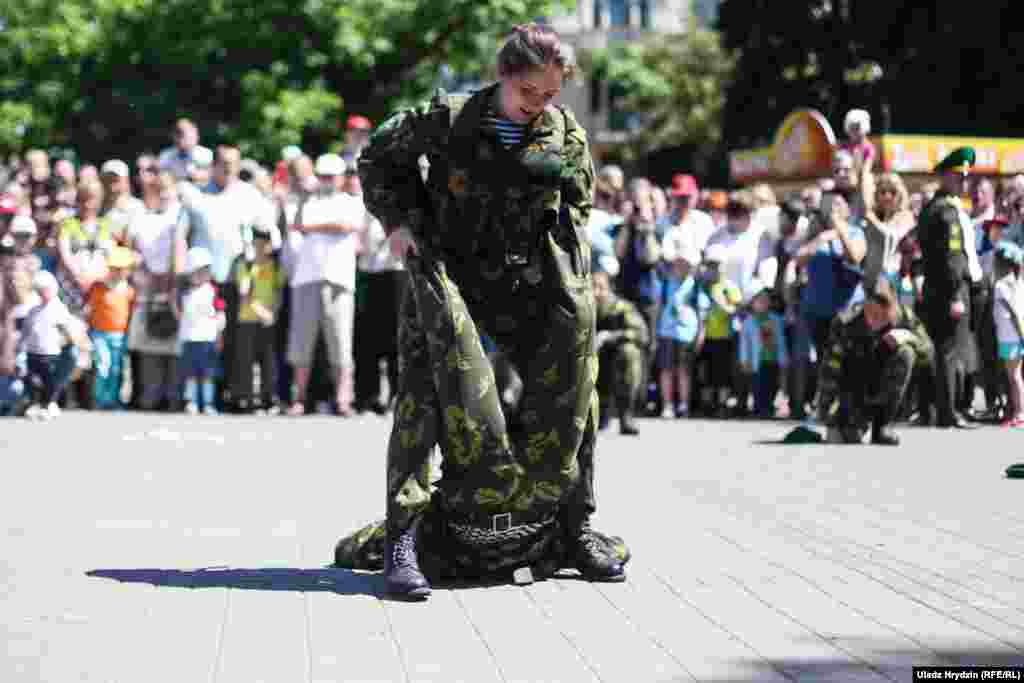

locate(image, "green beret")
[[934, 146, 976, 174]]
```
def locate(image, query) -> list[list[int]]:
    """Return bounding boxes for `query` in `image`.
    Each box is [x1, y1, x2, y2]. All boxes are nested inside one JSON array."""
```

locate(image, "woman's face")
[[78, 189, 101, 215], [864, 301, 895, 331], [498, 63, 563, 125], [876, 183, 898, 213]]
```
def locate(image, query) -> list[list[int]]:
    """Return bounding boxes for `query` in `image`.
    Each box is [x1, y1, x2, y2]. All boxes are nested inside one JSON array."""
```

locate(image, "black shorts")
[[657, 339, 695, 371], [703, 337, 736, 388]]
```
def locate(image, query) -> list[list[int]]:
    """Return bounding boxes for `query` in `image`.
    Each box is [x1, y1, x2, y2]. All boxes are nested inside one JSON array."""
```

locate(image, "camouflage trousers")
[[597, 341, 644, 417], [334, 239, 629, 575], [820, 344, 915, 439]]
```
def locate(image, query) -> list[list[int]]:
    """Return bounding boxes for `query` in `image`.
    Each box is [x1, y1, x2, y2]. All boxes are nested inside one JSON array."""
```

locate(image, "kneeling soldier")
[[818, 278, 934, 445], [592, 271, 649, 435]]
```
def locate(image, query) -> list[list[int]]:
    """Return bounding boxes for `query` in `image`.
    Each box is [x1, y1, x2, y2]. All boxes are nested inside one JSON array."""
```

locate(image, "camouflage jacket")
[[595, 294, 649, 349], [358, 84, 594, 287], [824, 302, 935, 373]]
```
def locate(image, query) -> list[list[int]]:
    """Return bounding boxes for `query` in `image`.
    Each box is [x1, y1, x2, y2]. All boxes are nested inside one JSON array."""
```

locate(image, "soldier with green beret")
[[916, 146, 982, 428], [335, 23, 630, 599], [592, 270, 648, 436], [818, 278, 934, 445]]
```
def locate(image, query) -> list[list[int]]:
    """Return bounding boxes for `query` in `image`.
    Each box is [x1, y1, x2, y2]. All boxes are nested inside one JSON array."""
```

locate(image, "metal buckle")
[[506, 252, 528, 267], [492, 512, 513, 533]]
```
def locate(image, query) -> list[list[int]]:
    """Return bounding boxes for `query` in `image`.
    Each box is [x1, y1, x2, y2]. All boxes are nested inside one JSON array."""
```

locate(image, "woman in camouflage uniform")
[[334, 24, 629, 599]]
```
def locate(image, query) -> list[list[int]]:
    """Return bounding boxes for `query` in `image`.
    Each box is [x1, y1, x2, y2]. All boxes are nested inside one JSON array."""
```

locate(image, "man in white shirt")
[[704, 190, 766, 301], [200, 146, 276, 284], [286, 154, 366, 416], [660, 174, 716, 265], [158, 119, 209, 181]]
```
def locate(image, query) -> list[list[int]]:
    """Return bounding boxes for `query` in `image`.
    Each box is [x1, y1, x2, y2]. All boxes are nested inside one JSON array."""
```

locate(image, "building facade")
[[548, 0, 711, 152]]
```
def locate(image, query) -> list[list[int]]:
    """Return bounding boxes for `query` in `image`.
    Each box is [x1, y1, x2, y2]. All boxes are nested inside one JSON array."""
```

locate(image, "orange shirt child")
[[86, 281, 136, 334]]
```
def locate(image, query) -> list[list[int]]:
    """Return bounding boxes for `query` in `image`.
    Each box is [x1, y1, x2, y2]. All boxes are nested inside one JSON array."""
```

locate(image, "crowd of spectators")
[[587, 109, 1024, 429], [0, 115, 410, 418], [3, 107, 1024, 431]]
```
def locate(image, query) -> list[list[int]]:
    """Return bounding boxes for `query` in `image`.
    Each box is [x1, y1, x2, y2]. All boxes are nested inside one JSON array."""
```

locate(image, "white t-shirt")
[[130, 203, 182, 275], [660, 209, 716, 262], [178, 282, 223, 343], [20, 298, 76, 355], [291, 191, 364, 290], [993, 273, 1024, 344], [705, 222, 766, 301], [358, 216, 405, 273], [200, 181, 275, 283]]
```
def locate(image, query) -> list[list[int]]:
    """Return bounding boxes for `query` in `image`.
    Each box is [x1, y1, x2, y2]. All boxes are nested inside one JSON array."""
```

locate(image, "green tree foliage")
[[716, 0, 1022, 150], [587, 27, 735, 160], [0, 0, 573, 162]]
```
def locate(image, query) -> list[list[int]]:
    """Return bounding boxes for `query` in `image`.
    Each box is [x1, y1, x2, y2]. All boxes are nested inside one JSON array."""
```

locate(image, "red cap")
[[0, 195, 16, 214], [670, 173, 699, 197], [346, 115, 372, 130]]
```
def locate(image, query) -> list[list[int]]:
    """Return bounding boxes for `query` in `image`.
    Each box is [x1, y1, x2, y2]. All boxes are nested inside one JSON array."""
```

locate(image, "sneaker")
[[286, 402, 305, 417], [202, 406, 219, 416], [184, 402, 199, 415], [660, 405, 674, 419], [24, 404, 42, 420], [46, 402, 61, 419]]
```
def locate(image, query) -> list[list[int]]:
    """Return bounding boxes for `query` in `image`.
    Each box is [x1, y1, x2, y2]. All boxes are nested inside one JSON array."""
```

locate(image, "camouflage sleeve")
[[901, 306, 935, 368], [358, 97, 448, 240], [620, 300, 650, 348], [560, 107, 594, 232]]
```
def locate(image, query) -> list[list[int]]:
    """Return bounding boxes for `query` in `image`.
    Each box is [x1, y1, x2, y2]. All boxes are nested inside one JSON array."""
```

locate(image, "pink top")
[[840, 140, 876, 167]]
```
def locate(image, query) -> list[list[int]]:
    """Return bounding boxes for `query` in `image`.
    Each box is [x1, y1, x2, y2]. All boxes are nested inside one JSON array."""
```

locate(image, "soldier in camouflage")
[[818, 278, 934, 445], [592, 270, 648, 435], [334, 24, 629, 599]]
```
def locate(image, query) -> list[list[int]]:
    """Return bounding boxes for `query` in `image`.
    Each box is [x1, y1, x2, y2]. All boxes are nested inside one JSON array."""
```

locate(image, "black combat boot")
[[572, 520, 627, 582], [383, 516, 431, 600], [871, 411, 900, 446], [617, 396, 640, 436]]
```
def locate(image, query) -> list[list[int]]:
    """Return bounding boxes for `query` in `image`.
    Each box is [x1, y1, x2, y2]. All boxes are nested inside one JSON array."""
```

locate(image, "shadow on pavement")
[[86, 567, 380, 596], [704, 645, 1024, 682]]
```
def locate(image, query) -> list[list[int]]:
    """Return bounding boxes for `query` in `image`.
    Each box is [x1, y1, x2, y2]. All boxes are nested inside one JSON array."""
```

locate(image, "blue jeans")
[[27, 346, 77, 404], [90, 331, 127, 409], [0, 375, 25, 415]]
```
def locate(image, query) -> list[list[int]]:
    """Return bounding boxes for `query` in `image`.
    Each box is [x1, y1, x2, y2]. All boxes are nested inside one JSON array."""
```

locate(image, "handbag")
[[145, 297, 178, 340]]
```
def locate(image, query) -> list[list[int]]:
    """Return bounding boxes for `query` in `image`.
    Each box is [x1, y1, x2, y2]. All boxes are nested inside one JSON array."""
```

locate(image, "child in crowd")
[[175, 247, 224, 416], [233, 226, 285, 413], [992, 242, 1024, 427], [84, 246, 136, 409], [18, 270, 91, 419], [656, 247, 709, 418], [697, 244, 742, 417], [738, 282, 789, 418]]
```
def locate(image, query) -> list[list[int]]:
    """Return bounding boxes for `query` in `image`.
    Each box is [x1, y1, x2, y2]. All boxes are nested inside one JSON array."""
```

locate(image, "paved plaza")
[[2, 411, 1024, 682]]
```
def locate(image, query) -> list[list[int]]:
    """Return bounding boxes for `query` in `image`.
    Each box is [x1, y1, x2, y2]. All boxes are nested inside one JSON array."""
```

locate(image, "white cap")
[[703, 244, 727, 264], [9, 215, 37, 235], [315, 153, 346, 176], [100, 159, 130, 177], [191, 145, 214, 168], [32, 269, 58, 292], [281, 145, 303, 162], [844, 108, 871, 134], [185, 246, 213, 274]]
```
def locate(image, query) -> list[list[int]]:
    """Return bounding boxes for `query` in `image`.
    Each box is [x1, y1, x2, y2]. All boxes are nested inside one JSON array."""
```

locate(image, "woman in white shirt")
[[125, 170, 188, 410]]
